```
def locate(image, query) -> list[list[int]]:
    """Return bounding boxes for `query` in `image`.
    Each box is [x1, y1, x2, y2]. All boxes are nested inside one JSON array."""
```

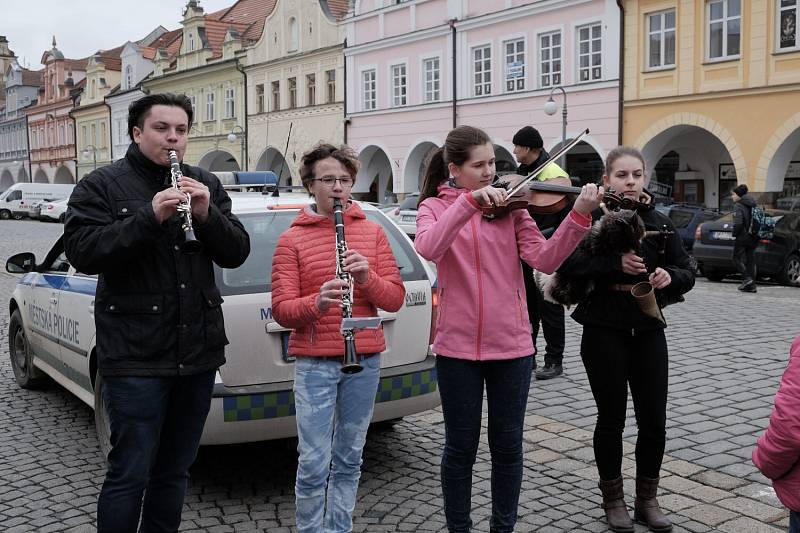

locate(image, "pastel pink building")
[[344, 0, 622, 201]]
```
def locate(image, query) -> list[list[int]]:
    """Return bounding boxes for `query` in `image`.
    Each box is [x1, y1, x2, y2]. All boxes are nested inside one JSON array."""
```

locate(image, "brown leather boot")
[[634, 476, 673, 532], [598, 477, 634, 533]]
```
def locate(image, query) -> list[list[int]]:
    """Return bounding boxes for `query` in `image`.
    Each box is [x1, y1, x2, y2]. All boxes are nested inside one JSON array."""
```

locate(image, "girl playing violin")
[[413, 125, 603, 532], [555, 146, 695, 532]]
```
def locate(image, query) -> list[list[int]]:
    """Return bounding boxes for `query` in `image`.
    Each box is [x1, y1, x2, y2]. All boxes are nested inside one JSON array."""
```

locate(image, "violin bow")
[[505, 128, 590, 198]]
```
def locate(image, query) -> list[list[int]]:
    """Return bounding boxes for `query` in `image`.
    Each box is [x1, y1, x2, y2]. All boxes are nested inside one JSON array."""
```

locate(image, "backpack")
[[749, 205, 775, 239]]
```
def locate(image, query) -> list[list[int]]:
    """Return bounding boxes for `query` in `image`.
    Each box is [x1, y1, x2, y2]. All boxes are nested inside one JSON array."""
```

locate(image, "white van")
[[0, 183, 75, 220]]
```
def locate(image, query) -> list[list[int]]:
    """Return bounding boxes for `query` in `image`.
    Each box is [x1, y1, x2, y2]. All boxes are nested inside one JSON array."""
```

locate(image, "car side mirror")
[[6, 252, 36, 274]]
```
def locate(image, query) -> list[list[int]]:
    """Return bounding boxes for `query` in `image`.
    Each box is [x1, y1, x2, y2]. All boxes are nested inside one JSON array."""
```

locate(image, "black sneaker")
[[535, 363, 563, 380], [740, 282, 757, 293]]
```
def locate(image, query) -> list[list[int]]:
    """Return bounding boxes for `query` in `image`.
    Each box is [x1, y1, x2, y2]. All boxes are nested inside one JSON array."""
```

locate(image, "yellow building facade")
[[623, 0, 800, 208], [72, 53, 121, 180]]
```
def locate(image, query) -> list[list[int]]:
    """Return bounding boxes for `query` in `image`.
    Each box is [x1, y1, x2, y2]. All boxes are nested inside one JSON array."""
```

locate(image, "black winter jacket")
[[556, 205, 695, 331], [63, 143, 250, 377], [733, 194, 759, 247]]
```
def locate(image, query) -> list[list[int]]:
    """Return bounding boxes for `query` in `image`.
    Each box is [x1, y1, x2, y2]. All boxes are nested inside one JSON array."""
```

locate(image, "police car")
[[6, 173, 439, 452]]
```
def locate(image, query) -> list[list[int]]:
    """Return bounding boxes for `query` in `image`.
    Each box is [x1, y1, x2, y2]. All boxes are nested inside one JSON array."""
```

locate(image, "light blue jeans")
[[293, 355, 380, 533]]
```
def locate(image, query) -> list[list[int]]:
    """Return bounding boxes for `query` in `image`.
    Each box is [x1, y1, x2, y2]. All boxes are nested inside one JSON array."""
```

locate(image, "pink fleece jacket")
[[752, 336, 800, 512], [414, 185, 590, 360]]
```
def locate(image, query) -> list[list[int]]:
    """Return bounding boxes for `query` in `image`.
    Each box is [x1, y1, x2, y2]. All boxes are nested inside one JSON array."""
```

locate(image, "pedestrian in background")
[[753, 335, 800, 533], [271, 143, 405, 533], [732, 183, 759, 293], [512, 125, 572, 380], [414, 125, 602, 532], [64, 93, 250, 533], [555, 146, 695, 532]]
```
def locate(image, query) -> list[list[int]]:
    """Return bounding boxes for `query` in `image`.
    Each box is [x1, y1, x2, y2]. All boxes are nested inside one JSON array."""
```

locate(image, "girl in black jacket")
[[555, 146, 695, 533]]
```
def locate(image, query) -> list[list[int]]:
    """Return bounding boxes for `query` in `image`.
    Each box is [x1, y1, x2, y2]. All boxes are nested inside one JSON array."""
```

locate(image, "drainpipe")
[[235, 58, 249, 170], [449, 18, 457, 128], [616, 0, 624, 146], [343, 39, 349, 144], [24, 113, 32, 182]]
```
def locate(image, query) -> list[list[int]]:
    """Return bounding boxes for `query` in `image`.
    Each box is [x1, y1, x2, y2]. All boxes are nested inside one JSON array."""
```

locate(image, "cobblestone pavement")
[[1, 218, 798, 533]]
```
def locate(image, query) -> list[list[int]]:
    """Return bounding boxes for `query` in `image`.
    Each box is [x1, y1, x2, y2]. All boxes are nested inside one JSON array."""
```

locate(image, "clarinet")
[[333, 198, 363, 374], [168, 150, 203, 254]]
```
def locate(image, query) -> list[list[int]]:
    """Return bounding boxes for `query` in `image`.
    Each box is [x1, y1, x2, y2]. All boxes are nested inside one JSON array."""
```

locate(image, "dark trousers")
[[580, 326, 668, 481], [733, 243, 756, 282], [97, 370, 216, 533], [436, 354, 533, 533], [790, 510, 800, 533], [522, 262, 565, 364]]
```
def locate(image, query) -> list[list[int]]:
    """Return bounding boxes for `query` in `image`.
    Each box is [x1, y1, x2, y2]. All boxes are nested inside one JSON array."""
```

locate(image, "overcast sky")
[[3, 0, 236, 70]]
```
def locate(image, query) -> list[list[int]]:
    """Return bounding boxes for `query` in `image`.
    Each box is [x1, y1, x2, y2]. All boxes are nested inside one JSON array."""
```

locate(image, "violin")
[[480, 174, 651, 219], [479, 128, 651, 219]]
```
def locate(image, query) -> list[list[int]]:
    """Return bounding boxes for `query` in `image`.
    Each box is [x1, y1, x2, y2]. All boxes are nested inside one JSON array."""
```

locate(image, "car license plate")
[[711, 231, 735, 240], [401, 215, 416, 223]]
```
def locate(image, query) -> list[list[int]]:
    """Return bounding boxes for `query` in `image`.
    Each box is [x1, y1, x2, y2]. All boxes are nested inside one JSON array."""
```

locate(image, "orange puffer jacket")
[[271, 202, 405, 357]]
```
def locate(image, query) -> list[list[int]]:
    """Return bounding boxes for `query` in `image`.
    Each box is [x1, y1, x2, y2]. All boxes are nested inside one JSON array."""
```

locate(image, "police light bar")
[[236, 172, 279, 185]]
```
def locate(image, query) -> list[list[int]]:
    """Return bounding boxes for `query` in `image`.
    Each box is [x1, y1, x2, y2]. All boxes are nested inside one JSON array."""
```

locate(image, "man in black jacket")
[[63, 93, 250, 533], [513, 126, 571, 380], [731, 184, 758, 293]]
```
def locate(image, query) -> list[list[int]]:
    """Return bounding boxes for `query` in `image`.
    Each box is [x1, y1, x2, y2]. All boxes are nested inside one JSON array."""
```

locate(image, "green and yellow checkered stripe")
[[222, 368, 437, 422]]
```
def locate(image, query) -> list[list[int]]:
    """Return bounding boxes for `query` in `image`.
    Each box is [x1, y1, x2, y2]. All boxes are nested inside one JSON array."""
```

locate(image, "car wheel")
[[779, 254, 800, 287], [9, 309, 47, 389], [94, 372, 113, 460], [0, 209, 10, 220], [702, 267, 725, 282]]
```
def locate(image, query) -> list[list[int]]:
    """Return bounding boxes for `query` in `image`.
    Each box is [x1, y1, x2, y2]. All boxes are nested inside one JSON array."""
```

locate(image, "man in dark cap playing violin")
[[512, 125, 571, 380]]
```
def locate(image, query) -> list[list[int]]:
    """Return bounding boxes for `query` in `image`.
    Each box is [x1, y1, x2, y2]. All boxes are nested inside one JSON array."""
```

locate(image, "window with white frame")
[[473, 45, 492, 96], [125, 65, 133, 89], [288, 77, 297, 109], [391, 64, 407, 107], [256, 84, 265, 113], [647, 10, 676, 68], [206, 91, 215, 121], [707, 0, 741, 59], [362, 69, 376, 111], [326, 70, 336, 103], [189, 33, 195, 52], [577, 23, 603, 82], [225, 87, 235, 118], [778, 0, 798, 50], [539, 31, 562, 88], [504, 38, 525, 92], [423, 57, 440, 102], [272, 81, 280, 111], [189, 95, 197, 120], [306, 74, 315, 106]]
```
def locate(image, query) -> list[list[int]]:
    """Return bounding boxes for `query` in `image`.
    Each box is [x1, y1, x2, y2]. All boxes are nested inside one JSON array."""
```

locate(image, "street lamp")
[[82, 144, 98, 171], [543, 86, 568, 169], [227, 125, 247, 171]]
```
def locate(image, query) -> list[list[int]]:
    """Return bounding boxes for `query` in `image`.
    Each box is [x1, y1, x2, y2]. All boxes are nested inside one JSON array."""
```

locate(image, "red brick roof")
[[325, 0, 352, 20], [207, 0, 275, 48], [21, 68, 42, 87]]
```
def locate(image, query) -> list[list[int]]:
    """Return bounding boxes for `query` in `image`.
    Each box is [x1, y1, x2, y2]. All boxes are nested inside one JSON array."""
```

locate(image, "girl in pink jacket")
[[753, 335, 800, 533], [414, 125, 602, 532]]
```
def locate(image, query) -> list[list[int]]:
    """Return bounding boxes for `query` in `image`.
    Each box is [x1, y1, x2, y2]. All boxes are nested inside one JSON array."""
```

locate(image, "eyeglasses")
[[314, 176, 354, 187]]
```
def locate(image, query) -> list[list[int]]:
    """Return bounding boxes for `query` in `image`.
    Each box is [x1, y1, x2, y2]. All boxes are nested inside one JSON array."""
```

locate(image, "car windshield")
[[667, 209, 694, 229], [399, 195, 419, 210], [215, 210, 428, 296]]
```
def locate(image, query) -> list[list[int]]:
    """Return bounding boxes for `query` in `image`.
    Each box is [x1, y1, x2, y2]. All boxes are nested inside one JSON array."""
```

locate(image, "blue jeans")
[[436, 354, 533, 533], [293, 355, 380, 533], [97, 370, 215, 533], [790, 510, 800, 533]]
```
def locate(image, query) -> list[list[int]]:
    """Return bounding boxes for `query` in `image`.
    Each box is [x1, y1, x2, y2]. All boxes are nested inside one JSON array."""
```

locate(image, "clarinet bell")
[[341, 339, 363, 374], [182, 229, 204, 254]]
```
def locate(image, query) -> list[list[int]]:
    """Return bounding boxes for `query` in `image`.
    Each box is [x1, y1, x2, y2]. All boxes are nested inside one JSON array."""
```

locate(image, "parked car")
[[654, 203, 725, 252], [393, 192, 420, 238], [37, 198, 70, 222], [777, 196, 800, 211], [0, 183, 74, 220], [6, 193, 440, 451], [693, 210, 800, 286]]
